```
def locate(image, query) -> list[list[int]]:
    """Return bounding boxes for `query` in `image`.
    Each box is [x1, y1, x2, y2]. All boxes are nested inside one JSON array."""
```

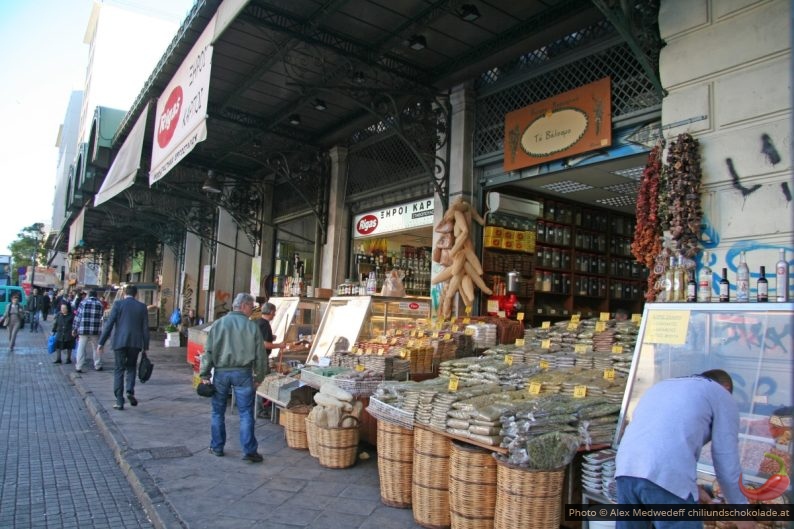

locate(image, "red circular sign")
[[356, 214, 379, 236], [157, 86, 183, 149], [409, 302, 419, 310]]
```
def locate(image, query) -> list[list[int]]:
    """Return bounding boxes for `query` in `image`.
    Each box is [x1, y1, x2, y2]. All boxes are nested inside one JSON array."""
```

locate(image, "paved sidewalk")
[[0, 320, 154, 529], [60, 333, 423, 529]]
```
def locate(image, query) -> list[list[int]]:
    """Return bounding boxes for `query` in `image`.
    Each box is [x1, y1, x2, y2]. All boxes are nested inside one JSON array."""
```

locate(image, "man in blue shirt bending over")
[[616, 369, 754, 529]]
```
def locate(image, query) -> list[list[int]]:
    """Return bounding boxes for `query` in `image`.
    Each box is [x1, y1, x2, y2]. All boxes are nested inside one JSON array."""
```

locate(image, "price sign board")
[[540, 359, 549, 370], [355, 364, 365, 372], [541, 339, 551, 349], [505, 354, 513, 366], [603, 368, 615, 380], [448, 375, 459, 392], [529, 382, 542, 395], [612, 345, 624, 354], [542, 321, 551, 329], [515, 338, 525, 346], [573, 385, 587, 398], [595, 321, 606, 333], [574, 344, 588, 354]]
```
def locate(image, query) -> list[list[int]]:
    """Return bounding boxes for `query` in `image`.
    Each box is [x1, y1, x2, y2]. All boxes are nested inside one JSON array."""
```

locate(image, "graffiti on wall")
[[698, 214, 793, 300], [214, 290, 231, 319]]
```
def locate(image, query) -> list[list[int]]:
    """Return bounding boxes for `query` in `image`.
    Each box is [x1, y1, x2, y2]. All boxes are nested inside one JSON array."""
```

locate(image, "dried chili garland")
[[660, 133, 703, 258], [632, 144, 663, 301]]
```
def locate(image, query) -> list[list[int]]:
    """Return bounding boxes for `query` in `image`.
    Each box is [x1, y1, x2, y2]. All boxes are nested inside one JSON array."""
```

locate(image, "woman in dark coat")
[[51, 303, 75, 364]]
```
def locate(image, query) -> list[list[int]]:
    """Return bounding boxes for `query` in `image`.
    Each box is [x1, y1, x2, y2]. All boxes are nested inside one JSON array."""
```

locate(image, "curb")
[[69, 372, 187, 529]]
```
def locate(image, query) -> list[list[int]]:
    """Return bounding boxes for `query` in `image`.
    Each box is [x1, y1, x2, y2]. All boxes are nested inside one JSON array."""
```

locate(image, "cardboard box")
[[484, 226, 503, 238], [313, 288, 333, 299], [484, 236, 502, 249], [503, 239, 516, 250], [502, 229, 515, 241]]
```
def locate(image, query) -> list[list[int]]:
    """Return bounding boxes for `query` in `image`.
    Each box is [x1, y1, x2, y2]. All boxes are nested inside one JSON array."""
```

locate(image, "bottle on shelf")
[[776, 248, 789, 302], [663, 256, 676, 302], [757, 266, 768, 302], [719, 268, 730, 302], [697, 251, 712, 302], [366, 271, 377, 295], [675, 253, 687, 301], [736, 251, 750, 302], [686, 270, 697, 302]]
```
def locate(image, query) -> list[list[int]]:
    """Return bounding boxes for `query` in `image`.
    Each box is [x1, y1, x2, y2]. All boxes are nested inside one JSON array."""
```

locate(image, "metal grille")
[[474, 24, 661, 159], [272, 176, 322, 219], [347, 133, 428, 198]]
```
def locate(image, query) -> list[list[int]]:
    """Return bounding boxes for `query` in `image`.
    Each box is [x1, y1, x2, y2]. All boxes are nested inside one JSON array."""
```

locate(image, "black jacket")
[[52, 312, 75, 349]]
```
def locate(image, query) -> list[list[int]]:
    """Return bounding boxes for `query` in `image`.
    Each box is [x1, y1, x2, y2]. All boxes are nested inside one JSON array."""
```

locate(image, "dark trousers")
[[114, 347, 140, 405]]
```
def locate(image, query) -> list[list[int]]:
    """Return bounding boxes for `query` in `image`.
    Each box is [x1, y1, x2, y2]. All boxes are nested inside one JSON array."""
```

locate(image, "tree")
[[8, 223, 47, 285]]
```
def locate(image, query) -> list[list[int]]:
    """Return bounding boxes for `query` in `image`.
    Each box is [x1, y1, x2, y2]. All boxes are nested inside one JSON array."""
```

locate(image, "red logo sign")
[[157, 86, 183, 148], [356, 215, 378, 235], [409, 302, 419, 310]]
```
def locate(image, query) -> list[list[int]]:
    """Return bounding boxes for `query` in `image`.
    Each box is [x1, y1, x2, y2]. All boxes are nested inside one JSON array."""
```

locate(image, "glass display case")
[[304, 296, 432, 365], [615, 302, 793, 490]]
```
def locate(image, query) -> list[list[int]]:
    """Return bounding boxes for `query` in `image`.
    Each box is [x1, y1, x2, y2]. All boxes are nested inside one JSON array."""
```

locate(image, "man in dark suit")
[[97, 285, 150, 410]]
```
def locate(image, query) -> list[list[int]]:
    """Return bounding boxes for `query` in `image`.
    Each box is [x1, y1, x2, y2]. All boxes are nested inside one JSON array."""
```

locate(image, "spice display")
[[432, 197, 492, 317], [739, 452, 790, 501], [632, 144, 663, 302]]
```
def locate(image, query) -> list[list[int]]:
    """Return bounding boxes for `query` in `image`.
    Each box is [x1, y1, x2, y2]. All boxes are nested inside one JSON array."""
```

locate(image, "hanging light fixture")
[[313, 99, 327, 111], [201, 170, 222, 193], [458, 4, 481, 22], [407, 34, 427, 50], [288, 114, 301, 125]]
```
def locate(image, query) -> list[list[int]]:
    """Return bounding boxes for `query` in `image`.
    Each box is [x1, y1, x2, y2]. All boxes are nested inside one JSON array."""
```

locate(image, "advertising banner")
[[150, 14, 217, 184], [352, 198, 434, 238]]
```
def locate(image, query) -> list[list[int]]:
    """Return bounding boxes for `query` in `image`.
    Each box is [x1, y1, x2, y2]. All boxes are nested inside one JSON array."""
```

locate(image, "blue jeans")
[[616, 476, 700, 529], [114, 348, 140, 405], [210, 369, 257, 455]]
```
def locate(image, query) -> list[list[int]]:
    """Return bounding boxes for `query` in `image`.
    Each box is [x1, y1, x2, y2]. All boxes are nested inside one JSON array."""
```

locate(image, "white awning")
[[94, 103, 149, 207]]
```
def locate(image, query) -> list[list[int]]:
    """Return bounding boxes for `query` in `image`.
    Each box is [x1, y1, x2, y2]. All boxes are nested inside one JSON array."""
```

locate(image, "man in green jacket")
[[199, 293, 268, 462]]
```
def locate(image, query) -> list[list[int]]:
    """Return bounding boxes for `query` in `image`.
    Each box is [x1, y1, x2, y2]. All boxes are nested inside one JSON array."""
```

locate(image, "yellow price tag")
[[541, 339, 551, 349], [444, 333, 452, 341], [366, 347, 374, 354], [574, 344, 588, 354], [515, 338, 525, 347], [529, 382, 542, 395], [595, 321, 606, 333], [505, 354, 513, 366], [600, 312, 610, 321], [462, 317, 471, 324], [612, 345, 624, 354], [567, 322, 578, 331], [573, 385, 587, 398], [464, 327, 475, 336], [451, 325, 459, 332], [408, 340, 415, 347], [571, 314, 581, 323], [465, 306, 472, 315], [497, 311, 506, 318], [448, 375, 459, 392], [541, 321, 551, 329], [516, 312, 524, 322], [631, 313, 642, 323], [378, 347, 385, 356], [390, 337, 398, 345], [539, 359, 549, 370], [432, 331, 439, 338], [396, 329, 403, 336], [411, 330, 418, 337], [399, 349, 407, 359], [355, 364, 365, 372], [351, 346, 359, 354], [604, 368, 615, 380]]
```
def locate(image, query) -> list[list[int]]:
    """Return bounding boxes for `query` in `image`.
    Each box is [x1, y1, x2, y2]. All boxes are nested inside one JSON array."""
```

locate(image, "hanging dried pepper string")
[[632, 144, 663, 301], [739, 452, 790, 502]]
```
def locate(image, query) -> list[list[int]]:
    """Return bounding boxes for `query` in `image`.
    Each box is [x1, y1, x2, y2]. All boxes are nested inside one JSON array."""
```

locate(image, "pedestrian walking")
[[616, 369, 754, 529], [2, 294, 25, 351], [199, 293, 267, 462], [51, 303, 75, 365], [73, 290, 105, 371], [97, 284, 150, 410], [40, 290, 51, 322], [26, 288, 43, 332]]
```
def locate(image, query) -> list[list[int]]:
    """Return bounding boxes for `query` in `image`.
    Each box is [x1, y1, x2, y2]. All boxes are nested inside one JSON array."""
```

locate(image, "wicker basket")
[[305, 416, 319, 458], [449, 441, 497, 529], [493, 459, 564, 529], [413, 427, 451, 529], [281, 406, 311, 450], [377, 421, 414, 508], [315, 415, 360, 469]]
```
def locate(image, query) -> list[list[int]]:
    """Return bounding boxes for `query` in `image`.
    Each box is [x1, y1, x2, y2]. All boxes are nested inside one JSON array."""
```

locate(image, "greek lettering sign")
[[352, 198, 434, 238], [504, 77, 611, 171], [150, 14, 217, 184]]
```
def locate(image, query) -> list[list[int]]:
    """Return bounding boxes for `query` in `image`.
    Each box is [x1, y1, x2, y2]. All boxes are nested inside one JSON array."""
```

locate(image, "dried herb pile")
[[632, 144, 663, 301]]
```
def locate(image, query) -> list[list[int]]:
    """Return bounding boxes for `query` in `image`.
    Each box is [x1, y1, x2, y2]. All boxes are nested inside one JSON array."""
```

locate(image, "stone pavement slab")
[[60, 334, 424, 529]]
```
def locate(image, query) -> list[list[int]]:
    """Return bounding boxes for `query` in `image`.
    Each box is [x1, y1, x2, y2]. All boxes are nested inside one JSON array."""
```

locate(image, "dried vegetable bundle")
[[432, 197, 492, 317], [632, 144, 664, 301], [659, 133, 703, 258]]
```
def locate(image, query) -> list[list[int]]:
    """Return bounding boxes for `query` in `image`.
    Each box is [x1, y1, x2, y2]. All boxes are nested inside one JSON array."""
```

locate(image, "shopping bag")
[[47, 334, 56, 354], [138, 352, 154, 383]]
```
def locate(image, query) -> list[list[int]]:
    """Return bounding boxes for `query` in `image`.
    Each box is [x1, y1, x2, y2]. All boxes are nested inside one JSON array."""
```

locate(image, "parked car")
[[0, 285, 27, 318]]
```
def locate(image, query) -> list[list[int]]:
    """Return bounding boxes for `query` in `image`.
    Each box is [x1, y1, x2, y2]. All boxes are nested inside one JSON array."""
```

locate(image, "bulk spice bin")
[[377, 420, 414, 508]]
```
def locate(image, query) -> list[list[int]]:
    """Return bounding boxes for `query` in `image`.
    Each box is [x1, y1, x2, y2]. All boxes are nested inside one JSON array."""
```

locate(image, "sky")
[[0, 0, 194, 255]]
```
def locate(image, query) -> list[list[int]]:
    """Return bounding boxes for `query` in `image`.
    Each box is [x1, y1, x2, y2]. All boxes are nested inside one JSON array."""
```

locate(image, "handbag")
[[196, 382, 217, 398], [47, 334, 56, 354], [0, 316, 6, 328], [138, 352, 154, 383]]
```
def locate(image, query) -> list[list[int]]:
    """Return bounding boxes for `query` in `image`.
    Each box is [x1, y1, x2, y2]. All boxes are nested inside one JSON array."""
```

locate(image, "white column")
[[159, 244, 178, 321], [181, 232, 202, 315], [320, 146, 350, 290]]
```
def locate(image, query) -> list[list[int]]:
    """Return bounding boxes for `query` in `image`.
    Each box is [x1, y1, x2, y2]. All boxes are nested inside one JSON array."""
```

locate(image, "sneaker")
[[95, 366, 103, 371], [113, 403, 124, 410], [242, 453, 263, 463], [209, 448, 224, 457]]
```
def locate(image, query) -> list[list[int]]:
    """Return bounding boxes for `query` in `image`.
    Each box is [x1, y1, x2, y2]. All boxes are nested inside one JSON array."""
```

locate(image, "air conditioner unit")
[[486, 192, 541, 218]]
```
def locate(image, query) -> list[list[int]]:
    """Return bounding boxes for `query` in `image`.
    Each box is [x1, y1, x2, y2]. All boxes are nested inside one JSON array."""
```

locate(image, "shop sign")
[[353, 198, 434, 238], [503, 77, 612, 171], [399, 301, 428, 313], [150, 14, 217, 184]]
